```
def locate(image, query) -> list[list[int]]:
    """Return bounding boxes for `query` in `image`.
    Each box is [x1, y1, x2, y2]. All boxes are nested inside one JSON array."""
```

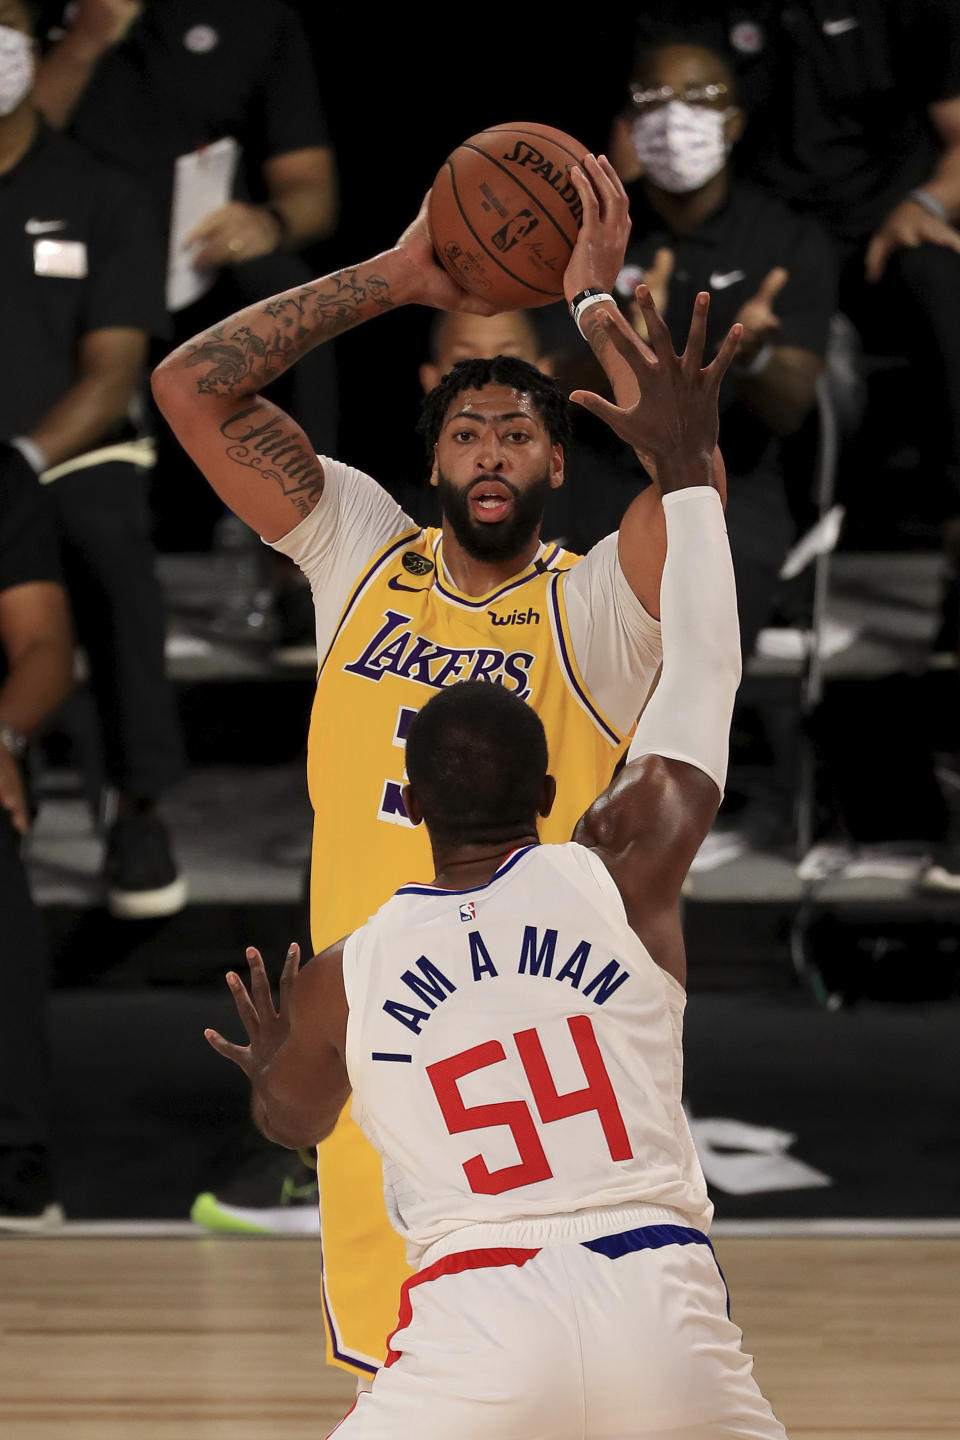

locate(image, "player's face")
[[432, 384, 563, 562]]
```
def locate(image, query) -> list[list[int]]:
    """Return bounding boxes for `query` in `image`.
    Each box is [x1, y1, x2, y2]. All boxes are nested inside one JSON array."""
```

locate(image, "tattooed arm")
[[152, 196, 495, 543]]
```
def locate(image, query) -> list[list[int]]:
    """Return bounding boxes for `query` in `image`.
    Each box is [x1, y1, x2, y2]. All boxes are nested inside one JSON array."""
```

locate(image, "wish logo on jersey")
[[344, 609, 535, 699]]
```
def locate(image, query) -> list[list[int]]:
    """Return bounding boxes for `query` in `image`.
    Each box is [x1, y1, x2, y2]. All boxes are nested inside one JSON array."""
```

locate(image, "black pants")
[[725, 466, 795, 662], [0, 810, 50, 1149], [842, 241, 960, 512], [47, 459, 185, 800]]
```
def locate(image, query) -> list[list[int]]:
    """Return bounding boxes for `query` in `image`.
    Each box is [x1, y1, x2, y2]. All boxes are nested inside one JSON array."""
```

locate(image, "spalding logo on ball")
[[429, 122, 588, 309]]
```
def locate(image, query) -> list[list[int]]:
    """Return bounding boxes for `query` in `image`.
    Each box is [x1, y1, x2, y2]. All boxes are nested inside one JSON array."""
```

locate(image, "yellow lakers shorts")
[[317, 1107, 413, 1376]]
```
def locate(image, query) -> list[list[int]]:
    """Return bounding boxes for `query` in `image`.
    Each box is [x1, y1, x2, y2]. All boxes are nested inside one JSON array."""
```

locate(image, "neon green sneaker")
[[190, 1146, 319, 1234]]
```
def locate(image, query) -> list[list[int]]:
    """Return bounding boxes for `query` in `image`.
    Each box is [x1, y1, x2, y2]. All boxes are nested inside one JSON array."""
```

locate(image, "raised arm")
[[151, 196, 494, 543], [561, 159, 726, 618], [573, 291, 742, 986]]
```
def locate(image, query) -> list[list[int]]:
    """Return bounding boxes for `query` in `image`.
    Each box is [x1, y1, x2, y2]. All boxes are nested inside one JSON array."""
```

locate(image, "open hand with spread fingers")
[[571, 286, 741, 492], [205, 942, 303, 1080]]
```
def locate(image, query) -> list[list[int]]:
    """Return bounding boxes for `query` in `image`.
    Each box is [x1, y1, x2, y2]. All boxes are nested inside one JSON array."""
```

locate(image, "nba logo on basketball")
[[492, 209, 539, 253], [459, 902, 477, 922]]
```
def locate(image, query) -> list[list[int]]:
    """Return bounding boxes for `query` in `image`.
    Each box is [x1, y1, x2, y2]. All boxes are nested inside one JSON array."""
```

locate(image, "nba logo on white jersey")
[[459, 902, 476, 922]]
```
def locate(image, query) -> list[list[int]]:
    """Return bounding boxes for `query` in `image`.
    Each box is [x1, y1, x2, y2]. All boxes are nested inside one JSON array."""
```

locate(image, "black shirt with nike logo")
[[0, 122, 167, 439], [621, 179, 837, 478]]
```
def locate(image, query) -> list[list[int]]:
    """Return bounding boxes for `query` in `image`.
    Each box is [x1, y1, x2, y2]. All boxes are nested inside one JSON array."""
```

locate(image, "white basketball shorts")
[[327, 1222, 788, 1439]]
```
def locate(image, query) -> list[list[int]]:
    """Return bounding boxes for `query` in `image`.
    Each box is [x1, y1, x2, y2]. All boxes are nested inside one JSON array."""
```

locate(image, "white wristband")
[[573, 291, 615, 337], [907, 188, 949, 225], [10, 436, 48, 474]]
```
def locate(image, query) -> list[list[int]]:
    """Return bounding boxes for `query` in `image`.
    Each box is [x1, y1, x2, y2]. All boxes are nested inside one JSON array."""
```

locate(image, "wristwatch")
[[0, 724, 27, 759]]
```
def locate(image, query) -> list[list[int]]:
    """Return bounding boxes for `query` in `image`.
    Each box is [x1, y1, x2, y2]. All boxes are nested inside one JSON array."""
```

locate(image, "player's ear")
[[549, 444, 564, 490], [402, 784, 423, 826], [539, 774, 557, 818], [429, 447, 439, 488], [420, 362, 440, 394]]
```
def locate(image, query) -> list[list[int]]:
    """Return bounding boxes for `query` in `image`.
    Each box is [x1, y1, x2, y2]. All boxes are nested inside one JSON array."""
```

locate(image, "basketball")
[[429, 122, 588, 309]]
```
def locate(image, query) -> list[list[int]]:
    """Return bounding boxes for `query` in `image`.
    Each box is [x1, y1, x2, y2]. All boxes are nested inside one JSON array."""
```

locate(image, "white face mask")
[[0, 25, 34, 118], [630, 101, 731, 195]]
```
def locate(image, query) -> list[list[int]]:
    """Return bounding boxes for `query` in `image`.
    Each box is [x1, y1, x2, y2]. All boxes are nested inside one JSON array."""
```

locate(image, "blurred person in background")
[[634, 1, 960, 633], [606, 30, 838, 861], [0, 444, 74, 1229], [629, 3, 960, 885], [34, 0, 339, 549], [0, 0, 186, 916]]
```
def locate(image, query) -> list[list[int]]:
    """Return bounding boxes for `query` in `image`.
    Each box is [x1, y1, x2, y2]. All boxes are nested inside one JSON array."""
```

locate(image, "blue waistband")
[[581, 1223, 710, 1259]]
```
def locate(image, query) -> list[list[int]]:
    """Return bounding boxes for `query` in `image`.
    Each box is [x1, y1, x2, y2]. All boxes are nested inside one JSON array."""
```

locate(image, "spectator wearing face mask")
[[608, 31, 839, 859]]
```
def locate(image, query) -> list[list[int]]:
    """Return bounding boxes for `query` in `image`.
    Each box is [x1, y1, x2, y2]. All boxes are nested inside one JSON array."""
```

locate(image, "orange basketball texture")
[[429, 122, 589, 309]]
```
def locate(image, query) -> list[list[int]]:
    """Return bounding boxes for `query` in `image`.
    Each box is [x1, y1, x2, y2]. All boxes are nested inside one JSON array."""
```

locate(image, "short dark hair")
[[405, 681, 548, 845], [631, 26, 740, 102], [417, 355, 572, 458]]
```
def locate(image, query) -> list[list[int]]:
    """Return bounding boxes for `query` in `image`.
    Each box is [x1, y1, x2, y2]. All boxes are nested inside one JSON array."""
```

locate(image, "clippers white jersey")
[[342, 842, 711, 1268]]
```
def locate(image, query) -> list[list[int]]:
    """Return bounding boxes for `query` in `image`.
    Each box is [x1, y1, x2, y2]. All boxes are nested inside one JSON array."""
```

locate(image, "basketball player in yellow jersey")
[[153, 154, 726, 1378]]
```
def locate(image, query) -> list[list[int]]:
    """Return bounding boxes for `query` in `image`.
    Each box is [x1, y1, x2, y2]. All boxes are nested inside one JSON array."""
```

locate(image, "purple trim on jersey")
[[548, 574, 621, 745], [317, 526, 423, 678], [318, 1230, 379, 1375], [431, 543, 562, 610], [395, 843, 537, 898]]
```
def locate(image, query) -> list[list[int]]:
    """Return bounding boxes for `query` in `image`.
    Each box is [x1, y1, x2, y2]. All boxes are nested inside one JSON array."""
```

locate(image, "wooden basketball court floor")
[[1, 1229, 957, 1438]]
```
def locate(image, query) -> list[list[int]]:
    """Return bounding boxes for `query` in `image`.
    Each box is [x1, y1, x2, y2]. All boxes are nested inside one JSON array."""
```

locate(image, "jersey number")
[[426, 1015, 633, 1195]]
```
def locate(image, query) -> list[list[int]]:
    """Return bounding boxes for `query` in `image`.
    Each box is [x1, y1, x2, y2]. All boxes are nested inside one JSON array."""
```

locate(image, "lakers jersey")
[[272, 462, 661, 1376], [344, 841, 712, 1268], [307, 524, 632, 951]]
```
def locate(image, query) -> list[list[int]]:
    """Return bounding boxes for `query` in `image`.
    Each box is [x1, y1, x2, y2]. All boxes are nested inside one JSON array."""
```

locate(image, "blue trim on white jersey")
[[583, 1223, 731, 1318], [395, 843, 537, 898], [582, 1224, 709, 1259]]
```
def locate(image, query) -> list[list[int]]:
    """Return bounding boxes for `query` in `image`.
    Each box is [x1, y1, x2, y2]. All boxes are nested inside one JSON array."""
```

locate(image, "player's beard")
[[436, 469, 551, 562]]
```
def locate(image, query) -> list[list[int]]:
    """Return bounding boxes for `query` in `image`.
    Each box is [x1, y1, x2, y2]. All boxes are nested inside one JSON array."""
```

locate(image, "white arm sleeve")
[[626, 487, 740, 796], [562, 532, 663, 735], [265, 456, 416, 660]]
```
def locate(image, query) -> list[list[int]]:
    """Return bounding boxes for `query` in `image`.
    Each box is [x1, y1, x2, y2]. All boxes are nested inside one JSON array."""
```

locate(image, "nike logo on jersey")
[[709, 269, 746, 290], [821, 17, 859, 35], [344, 608, 535, 699], [387, 576, 427, 593], [25, 218, 68, 235]]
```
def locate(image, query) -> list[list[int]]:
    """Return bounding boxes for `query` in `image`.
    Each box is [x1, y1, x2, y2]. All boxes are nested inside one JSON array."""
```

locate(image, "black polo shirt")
[[0, 121, 167, 439], [634, 0, 960, 245], [622, 179, 838, 476], [41, 0, 330, 230], [0, 448, 62, 688]]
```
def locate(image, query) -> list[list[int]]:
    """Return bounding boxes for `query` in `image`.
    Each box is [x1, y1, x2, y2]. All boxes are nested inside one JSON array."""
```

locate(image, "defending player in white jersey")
[[206, 291, 789, 1439]]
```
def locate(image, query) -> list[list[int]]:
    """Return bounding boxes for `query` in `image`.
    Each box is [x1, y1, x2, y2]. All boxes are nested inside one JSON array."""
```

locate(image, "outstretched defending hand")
[[571, 287, 740, 490], [392, 193, 500, 316], [205, 942, 303, 1079]]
